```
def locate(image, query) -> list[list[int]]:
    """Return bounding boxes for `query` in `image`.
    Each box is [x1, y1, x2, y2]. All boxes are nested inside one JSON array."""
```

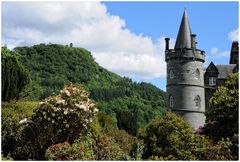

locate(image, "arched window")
[[169, 69, 174, 79], [195, 69, 200, 79], [169, 95, 174, 108], [194, 95, 201, 109]]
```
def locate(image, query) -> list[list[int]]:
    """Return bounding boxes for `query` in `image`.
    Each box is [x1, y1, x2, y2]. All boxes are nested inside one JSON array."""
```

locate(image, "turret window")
[[169, 69, 174, 79], [194, 95, 201, 109], [169, 95, 174, 108], [195, 69, 200, 79]]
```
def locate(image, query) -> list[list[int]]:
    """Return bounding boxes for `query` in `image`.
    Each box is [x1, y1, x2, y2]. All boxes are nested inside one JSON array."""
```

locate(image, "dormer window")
[[209, 77, 216, 86]]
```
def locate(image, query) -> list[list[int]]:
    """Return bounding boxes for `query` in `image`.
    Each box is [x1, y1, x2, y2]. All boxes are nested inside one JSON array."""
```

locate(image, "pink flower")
[[79, 146, 84, 151]]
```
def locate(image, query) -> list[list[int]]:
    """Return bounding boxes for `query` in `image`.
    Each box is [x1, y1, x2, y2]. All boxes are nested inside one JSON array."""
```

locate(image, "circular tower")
[[165, 9, 206, 129]]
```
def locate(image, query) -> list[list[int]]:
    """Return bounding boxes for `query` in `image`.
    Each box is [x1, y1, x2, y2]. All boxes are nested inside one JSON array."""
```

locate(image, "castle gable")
[[205, 62, 218, 74]]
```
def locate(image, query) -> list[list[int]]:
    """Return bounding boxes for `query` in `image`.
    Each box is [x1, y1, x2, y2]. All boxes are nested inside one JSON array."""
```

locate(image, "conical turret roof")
[[174, 9, 192, 49]]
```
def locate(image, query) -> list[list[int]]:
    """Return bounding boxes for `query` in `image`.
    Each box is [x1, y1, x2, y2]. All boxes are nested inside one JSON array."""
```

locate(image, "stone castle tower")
[[165, 9, 206, 129]]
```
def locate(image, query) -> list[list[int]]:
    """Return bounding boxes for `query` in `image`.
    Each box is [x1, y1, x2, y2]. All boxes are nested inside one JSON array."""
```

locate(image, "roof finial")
[[184, 6, 187, 11]]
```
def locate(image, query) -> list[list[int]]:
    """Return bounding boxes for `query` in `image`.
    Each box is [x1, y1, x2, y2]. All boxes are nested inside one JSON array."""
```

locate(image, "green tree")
[[201, 72, 238, 159], [12, 43, 166, 134], [139, 111, 196, 160], [2, 46, 30, 101], [139, 111, 234, 160]]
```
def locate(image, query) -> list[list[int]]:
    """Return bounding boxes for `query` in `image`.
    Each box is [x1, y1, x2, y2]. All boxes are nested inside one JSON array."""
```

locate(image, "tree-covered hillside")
[[14, 44, 120, 99], [12, 44, 166, 134]]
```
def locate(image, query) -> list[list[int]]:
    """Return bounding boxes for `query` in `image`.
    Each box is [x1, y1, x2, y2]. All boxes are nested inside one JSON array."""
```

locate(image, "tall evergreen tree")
[[2, 46, 30, 101]]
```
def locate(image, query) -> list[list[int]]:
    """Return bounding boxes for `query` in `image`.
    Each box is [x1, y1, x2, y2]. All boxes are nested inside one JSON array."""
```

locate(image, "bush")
[[139, 111, 234, 160], [1, 154, 13, 161], [192, 135, 233, 160], [90, 117, 128, 160], [8, 84, 98, 160], [139, 111, 196, 160], [92, 112, 144, 160], [45, 133, 94, 160], [1, 101, 38, 157], [31, 83, 98, 143]]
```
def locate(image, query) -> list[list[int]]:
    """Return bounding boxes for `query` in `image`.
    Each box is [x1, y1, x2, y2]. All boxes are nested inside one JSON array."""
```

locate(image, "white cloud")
[[2, 2, 171, 79], [228, 28, 239, 42], [210, 47, 229, 58], [210, 47, 218, 54]]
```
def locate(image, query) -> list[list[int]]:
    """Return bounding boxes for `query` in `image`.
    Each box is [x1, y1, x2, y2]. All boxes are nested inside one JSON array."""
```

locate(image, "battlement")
[[165, 48, 205, 62]]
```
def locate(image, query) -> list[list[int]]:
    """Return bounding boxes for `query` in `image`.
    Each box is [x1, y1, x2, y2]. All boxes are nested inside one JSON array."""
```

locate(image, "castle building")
[[165, 9, 239, 129], [204, 41, 239, 110], [165, 9, 206, 129]]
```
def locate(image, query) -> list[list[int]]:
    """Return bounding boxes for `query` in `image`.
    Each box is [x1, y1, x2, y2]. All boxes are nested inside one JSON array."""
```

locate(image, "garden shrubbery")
[[1, 101, 38, 157], [2, 84, 98, 160], [199, 73, 239, 159], [2, 84, 143, 160], [2, 76, 237, 160], [139, 111, 234, 160], [45, 134, 95, 160]]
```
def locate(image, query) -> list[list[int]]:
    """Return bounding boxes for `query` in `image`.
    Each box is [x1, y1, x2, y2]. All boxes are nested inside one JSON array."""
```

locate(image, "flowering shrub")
[[45, 134, 94, 160], [9, 84, 98, 160], [32, 84, 98, 143]]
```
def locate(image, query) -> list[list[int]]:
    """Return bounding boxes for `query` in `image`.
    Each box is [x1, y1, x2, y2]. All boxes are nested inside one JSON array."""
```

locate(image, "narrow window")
[[194, 95, 201, 109], [169, 69, 174, 79], [195, 69, 200, 79], [169, 95, 174, 108], [209, 77, 216, 86]]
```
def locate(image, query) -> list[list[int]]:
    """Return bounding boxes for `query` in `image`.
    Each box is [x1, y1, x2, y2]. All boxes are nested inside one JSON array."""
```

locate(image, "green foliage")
[[205, 73, 238, 140], [14, 44, 120, 99], [98, 95, 165, 135], [201, 72, 239, 159], [19, 82, 44, 101], [2, 46, 30, 101], [191, 135, 234, 160], [139, 111, 196, 160], [45, 134, 94, 160], [100, 116, 144, 159], [31, 84, 98, 143], [14, 44, 166, 134], [1, 154, 13, 161], [1, 101, 38, 157], [4, 84, 98, 160], [90, 113, 143, 160], [139, 111, 234, 160]]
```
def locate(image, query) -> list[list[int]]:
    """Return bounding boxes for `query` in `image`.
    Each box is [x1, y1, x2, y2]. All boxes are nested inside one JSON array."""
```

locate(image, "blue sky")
[[103, 1, 239, 90], [2, 1, 239, 91]]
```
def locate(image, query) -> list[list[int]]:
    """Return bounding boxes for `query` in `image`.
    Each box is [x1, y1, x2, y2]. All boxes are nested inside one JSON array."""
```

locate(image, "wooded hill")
[[12, 44, 166, 134]]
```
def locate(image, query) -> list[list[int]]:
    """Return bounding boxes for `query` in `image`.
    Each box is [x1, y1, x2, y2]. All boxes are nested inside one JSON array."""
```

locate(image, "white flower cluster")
[[38, 84, 99, 132], [19, 118, 28, 124], [60, 89, 71, 97]]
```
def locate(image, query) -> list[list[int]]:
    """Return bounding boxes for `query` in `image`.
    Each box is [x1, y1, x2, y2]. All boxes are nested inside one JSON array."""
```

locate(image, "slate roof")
[[174, 9, 192, 49], [215, 64, 236, 79]]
